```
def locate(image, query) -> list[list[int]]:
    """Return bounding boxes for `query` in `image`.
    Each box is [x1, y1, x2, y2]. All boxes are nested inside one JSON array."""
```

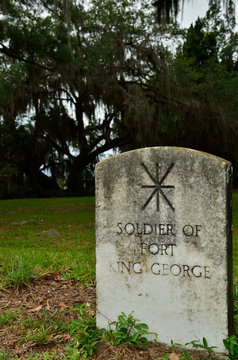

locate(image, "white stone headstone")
[[96, 147, 233, 353]]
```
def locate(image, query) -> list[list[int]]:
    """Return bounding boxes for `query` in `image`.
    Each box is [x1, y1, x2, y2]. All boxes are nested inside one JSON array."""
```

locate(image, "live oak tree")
[[0, 0, 170, 196]]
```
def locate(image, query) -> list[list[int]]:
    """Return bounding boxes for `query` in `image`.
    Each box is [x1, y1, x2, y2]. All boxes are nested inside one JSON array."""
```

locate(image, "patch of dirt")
[[0, 274, 95, 358], [0, 273, 95, 312], [0, 277, 224, 359]]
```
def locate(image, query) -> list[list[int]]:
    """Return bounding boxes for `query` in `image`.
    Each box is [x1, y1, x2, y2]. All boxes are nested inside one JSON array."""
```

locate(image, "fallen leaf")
[[169, 352, 180, 360], [39, 295, 47, 304], [87, 286, 95, 290], [58, 302, 67, 308], [76, 296, 87, 303], [30, 305, 42, 312], [54, 275, 63, 281]]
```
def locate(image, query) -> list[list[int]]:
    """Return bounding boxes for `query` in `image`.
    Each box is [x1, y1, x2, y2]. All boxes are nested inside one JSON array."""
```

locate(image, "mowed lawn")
[[0, 195, 237, 288], [0, 197, 96, 289]]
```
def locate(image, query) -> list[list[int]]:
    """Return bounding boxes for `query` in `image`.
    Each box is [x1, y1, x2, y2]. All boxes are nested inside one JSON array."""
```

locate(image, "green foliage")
[[234, 283, 238, 334], [103, 311, 151, 349], [182, 18, 218, 68], [67, 307, 153, 359], [167, 335, 238, 360], [233, 193, 238, 280], [185, 337, 217, 355], [67, 304, 102, 359], [1, 257, 40, 289], [0, 0, 160, 197], [0, 348, 18, 360], [0, 306, 75, 359], [167, 5, 238, 185], [22, 351, 64, 360], [166, 337, 219, 360], [0, 308, 23, 327], [223, 335, 238, 360], [19, 323, 62, 345]]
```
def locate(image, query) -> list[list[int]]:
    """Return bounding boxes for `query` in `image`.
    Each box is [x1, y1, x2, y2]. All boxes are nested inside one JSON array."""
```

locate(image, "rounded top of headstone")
[[96, 147, 232, 168]]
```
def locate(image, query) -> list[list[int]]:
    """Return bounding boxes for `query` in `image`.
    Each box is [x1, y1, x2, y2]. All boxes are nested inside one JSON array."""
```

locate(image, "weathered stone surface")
[[96, 147, 233, 353]]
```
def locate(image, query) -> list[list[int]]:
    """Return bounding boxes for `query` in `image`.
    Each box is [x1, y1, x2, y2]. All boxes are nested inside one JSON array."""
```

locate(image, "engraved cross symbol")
[[141, 162, 175, 212]]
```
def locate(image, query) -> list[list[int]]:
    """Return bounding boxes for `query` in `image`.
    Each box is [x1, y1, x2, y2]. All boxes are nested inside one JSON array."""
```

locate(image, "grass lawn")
[[0, 197, 95, 289], [0, 195, 237, 359]]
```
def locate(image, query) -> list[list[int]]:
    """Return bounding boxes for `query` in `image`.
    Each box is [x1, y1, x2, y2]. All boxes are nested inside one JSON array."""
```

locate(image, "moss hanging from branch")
[[64, 0, 72, 50], [153, 0, 180, 22], [153, 0, 235, 23]]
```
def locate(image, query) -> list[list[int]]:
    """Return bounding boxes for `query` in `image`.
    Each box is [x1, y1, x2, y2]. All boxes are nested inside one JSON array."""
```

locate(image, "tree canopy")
[[0, 0, 166, 196], [0, 0, 238, 198]]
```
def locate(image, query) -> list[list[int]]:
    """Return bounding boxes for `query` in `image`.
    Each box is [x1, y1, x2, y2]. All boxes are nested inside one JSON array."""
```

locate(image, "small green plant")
[[163, 340, 194, 360], [223, 335, 238, 360], [163, 340, 193, 360], [0, 348, 18, 360], [21, 324, 62, 344], [21, 311, 70, 334], [167, 337, 217, 360], [67, 304, 102, 360], [0, 308, 22, 326], [103, 311, 151, 349], [233, 284, 238, 333], [1, 261, 39, 289], [180, 350, 193, 360], [23, 350, 67, 360], [67, 307, 153, 359], [185, 337, 217, 359]]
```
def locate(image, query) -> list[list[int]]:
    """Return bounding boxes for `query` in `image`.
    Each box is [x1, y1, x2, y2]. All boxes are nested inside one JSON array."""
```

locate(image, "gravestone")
[[96, 147, 233, 353]]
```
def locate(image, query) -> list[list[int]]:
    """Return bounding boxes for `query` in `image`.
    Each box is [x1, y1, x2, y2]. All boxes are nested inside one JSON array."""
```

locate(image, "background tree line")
[[0, 0, 238, 198]]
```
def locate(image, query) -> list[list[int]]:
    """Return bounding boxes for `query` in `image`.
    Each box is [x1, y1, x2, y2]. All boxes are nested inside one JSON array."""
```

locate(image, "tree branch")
[[88, 134, 130, 162], [57, 88, 76, 104], [120, 80, 185, 105], [40, 134, 75, 160], [86, 112, 115, 152], [0, 43, 56, 71]]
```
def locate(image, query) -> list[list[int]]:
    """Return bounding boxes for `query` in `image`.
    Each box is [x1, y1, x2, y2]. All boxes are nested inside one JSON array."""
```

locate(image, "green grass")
[[0, 197, 95, 289], [233, 193, 238, 279]]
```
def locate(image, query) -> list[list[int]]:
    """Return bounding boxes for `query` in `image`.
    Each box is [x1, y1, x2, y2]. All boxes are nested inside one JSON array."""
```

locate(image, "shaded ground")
[[0, 276, 224, 359]]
